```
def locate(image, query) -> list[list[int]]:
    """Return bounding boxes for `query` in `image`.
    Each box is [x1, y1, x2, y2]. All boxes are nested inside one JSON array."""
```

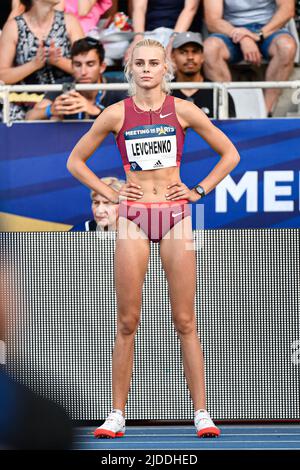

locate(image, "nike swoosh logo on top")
[[160, 113, 172, 119], [171, 211, 184, 217]]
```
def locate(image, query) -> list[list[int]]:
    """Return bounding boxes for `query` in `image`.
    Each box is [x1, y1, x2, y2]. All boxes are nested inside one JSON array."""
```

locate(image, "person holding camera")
[[26, 37, 127, 120]]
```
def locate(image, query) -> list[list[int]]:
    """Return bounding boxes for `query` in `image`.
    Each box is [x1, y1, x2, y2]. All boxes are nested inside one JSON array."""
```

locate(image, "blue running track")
[[73, 425, 300, 450]]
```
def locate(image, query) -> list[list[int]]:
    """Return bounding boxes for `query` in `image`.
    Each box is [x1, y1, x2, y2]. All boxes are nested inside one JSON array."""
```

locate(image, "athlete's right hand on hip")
[[118, 182, 144, 201]]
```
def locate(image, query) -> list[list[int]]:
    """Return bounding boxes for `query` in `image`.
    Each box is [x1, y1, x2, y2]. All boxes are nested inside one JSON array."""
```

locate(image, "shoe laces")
[[195, 413, 213, 426], [106, 412, 123, 423]]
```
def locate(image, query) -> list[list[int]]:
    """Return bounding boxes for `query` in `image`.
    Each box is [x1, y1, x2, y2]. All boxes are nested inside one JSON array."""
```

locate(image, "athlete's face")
[[172, 44, 204, 76], [72, 50, 105, 84], [131, 46, 167, 90], [91, 193, 119, 229]]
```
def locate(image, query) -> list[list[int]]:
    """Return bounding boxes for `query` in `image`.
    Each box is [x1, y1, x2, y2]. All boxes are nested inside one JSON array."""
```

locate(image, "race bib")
[[124, 124, 177, 171]]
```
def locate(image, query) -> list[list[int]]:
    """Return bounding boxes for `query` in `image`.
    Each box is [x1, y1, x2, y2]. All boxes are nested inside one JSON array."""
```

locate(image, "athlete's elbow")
[[222, 150, 240, 172], [231, 151, 240, 169], [66, 154, 77, 175], [228, 153, 240, 173]]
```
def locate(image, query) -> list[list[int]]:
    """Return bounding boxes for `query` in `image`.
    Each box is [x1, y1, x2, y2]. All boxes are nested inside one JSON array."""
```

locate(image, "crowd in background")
[[1, 3, 299, 451], [0, 0, 298, 121]]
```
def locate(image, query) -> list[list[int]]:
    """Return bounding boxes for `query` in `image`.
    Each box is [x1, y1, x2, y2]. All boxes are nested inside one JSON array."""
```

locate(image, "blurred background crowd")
[[0, 0, 300, 121]]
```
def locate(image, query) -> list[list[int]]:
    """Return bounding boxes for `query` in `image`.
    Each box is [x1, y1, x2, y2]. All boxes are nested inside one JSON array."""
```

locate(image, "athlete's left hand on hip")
[[165, 182, 191, 201]]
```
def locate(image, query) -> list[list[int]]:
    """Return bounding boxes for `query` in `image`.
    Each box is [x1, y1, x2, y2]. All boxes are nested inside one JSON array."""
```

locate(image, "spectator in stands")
[[203, 0, 297, 115], [63, 1, 113, 35], [7, 0, 64, 20], [128, 0, 202, 56], [26, 37, 127, 120], [0, 0, 84, 120], [172, 31, 236, 117], [70, 177, 124, 231]]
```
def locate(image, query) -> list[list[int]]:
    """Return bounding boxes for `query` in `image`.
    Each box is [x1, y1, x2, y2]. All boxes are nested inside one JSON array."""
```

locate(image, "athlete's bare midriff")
[[125, 166, 182, 203]]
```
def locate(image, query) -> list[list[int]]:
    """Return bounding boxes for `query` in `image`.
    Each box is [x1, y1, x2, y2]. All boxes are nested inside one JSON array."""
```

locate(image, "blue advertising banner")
[[0, 119, 299, 230]]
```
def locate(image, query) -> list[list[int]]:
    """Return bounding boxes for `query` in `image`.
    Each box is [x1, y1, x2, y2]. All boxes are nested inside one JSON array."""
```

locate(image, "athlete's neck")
[[134, 89, 167, 111]]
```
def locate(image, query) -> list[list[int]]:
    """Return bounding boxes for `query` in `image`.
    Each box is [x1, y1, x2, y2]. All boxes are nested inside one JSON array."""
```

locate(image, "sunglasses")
[[85, 37, 101, 46]]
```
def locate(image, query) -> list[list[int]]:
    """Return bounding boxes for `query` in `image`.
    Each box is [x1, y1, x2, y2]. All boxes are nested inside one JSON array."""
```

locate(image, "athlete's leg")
[[112, 218, 150, 414], [160, 216, 206, 411]]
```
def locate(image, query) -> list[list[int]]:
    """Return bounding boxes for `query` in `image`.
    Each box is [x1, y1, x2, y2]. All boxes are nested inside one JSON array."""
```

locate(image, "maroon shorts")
[[118, 199, 191, 243]]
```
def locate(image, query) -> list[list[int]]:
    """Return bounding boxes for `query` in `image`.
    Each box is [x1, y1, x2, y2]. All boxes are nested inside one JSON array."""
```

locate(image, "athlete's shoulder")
[[173, 96, 210, 129], [103, 98, 128, 114], [96, 99, 127, 134], [100, 100, 125, 121], [173, 96, 197, 111]]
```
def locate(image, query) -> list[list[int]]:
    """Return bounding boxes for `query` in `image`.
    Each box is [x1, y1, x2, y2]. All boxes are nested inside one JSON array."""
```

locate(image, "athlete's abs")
[[125, 166, 181, 203]]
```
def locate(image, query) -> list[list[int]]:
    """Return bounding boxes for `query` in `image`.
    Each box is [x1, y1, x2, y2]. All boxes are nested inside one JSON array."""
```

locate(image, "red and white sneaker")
[[194, 409, 221, 438], [94, 410, 125, 439]]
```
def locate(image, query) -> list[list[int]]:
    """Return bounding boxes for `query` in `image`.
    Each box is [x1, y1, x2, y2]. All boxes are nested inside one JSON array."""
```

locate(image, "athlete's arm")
[[67, 102, 123, 203], [176, 99, 240, 196]]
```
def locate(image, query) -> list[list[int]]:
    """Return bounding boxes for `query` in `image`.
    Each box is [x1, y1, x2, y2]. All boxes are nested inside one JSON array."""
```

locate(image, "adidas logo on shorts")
[[154, 160, 163, 167]]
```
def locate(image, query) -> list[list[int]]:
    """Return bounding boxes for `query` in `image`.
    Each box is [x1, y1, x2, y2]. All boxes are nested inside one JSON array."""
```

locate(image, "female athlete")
[[67, 39, 240, 439]]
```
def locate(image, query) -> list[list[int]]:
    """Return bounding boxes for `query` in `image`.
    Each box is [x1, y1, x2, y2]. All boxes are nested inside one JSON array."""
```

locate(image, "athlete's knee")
[[173, 313, 197, 336], [117, 309, 140, 336]]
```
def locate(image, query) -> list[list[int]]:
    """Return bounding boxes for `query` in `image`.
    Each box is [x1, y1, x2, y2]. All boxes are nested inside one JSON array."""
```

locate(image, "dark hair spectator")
[[71, 36, 105, 63], [26, 37, 127, 121]]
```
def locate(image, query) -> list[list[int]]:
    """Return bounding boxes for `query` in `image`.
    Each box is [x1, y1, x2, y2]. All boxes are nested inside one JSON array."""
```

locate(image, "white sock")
[[112, 409, 124, 416]]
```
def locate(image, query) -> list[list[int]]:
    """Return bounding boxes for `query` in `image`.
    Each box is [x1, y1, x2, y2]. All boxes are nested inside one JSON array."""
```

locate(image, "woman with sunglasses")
[[67, 38, 240, 439]]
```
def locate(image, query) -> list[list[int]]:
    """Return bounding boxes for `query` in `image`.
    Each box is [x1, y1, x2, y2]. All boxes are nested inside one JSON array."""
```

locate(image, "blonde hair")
[[124, 39, 174, 96], [91, 177, 125, 199]]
